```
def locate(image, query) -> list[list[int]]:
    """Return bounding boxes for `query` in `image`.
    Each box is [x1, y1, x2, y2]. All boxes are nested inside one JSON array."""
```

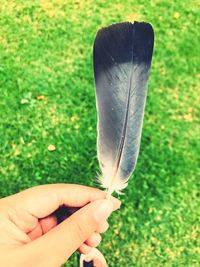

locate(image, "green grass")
[[0, 0, 199, 266]]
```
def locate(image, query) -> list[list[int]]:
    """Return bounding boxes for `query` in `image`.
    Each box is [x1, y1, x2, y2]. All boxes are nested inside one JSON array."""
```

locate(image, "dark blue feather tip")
[[94, 22, 154, 73]]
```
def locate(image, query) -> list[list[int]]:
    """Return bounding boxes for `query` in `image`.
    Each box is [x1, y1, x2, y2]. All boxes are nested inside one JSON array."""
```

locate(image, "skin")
[[0, 184, 121, 267]]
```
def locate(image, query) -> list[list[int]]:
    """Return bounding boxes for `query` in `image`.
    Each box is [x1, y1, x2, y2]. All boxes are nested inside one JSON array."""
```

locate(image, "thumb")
[[21, 199, 114, 267]]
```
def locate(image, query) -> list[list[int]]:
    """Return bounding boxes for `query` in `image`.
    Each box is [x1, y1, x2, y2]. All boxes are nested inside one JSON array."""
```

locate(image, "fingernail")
[[94, 200, 113, 222], [110, 197, 121, 210], [117, 200, 121, 209]]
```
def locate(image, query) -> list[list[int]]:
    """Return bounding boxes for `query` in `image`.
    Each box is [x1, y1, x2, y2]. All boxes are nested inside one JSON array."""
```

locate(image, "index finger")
[[5, 184, 120, 219]]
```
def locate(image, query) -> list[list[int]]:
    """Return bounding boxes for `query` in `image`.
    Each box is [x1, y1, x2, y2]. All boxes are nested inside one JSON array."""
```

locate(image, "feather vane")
[[93, 21, 154, 195]]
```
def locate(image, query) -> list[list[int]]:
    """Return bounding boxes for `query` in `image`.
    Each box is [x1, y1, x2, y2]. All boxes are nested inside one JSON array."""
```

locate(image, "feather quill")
[[93, 21, 154, 196]]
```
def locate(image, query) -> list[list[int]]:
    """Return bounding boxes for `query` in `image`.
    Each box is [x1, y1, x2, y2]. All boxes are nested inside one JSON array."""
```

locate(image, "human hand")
[[0, 184, 120, 267]]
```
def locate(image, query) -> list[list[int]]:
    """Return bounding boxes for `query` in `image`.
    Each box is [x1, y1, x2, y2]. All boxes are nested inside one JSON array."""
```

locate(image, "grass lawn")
[[0, 0, 199, 266]]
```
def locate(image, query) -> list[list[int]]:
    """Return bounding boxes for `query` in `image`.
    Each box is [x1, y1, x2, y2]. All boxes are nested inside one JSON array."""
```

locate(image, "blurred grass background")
[[0, 0, 199, 266]]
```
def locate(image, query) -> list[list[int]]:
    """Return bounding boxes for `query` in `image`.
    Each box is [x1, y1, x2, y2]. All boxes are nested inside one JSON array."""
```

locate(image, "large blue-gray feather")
[[93, 22, 154, 194]]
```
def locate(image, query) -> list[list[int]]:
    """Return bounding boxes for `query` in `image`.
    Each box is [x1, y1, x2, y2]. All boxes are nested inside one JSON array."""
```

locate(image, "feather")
[[93, 21, 154, 196]]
